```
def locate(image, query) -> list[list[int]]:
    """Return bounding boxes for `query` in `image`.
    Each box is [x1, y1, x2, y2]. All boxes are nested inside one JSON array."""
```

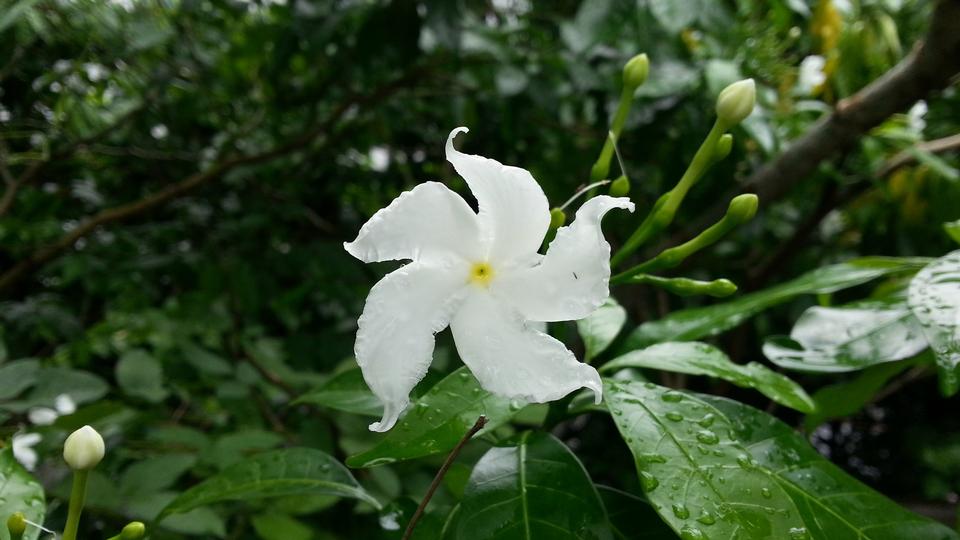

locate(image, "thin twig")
[[402, 416, 487, 540]]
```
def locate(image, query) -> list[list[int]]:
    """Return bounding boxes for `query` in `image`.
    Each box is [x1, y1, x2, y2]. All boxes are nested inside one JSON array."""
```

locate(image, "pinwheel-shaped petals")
[[345, 127, 633, 432]]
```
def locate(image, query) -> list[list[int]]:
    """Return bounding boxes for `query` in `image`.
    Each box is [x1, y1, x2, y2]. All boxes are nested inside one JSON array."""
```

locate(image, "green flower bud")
[[63, 425, 105, 471], [549, 208, 566, 229], [7, 512, 26, 539], [120, 522, 146, 539], [590, 160, 610, 182], [716, 78, 756, 127], [726, 194, 759, 225], [623, 53, 649, 90], [715, 134, 733, 161], [609, 175, 631, 197]]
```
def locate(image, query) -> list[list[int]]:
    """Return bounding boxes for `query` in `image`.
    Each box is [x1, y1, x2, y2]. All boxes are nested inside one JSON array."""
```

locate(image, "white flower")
[[797, 55, 827, 96], [26, 393, 77, 426], [345, 127, 634, 432], [12, 432, 42, 471]]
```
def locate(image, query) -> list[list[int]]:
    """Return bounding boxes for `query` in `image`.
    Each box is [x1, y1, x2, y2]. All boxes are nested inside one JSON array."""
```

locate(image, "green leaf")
[[623, 257, 929, 349], [804, 357, 924, 430], [2, 367, 108, 412], [0, 0, 40, 34], [0, 447, 45, 540], [648, 0, 699, 33], [346, 367, 517, 468], [944, 220, 960, 245], [251, 513, 312, 540], [577, 297, 627, 361], [603, 379, 805, 539], [455, 432, 612, 540], [295, 368, 383, 416], [0, 359, 39, 401], [762, 303, 928, 373], [908, 250, 960, 395], [116, 349, 168, 403], [596, 486, 674, 540], [158, 448, 379, 519], [705, 395, 960, 540], [602, 342, 815, 413]]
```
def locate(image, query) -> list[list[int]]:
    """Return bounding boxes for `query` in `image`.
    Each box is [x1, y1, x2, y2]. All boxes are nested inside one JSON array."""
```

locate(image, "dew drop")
[[679, 526, 706, 540], [696, 430, 719, 445], [696, 511, 716, 525], [697, 413, 716, 428], [761, 487, 772, 499], [666, 411, 684, 422], [661, 391, 684, 403], [788, 527, 810, 540], [640, 471, 660, 492], [671, 503, 690, 519]]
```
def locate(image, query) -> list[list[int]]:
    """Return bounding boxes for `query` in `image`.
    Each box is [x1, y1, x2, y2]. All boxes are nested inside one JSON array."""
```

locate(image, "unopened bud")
[[623, 53, 649, 90], [726, 194, 759, 225], [7, 512, 26, 538], [120, 522, 146, 539], [609, 175, 631, 197], [63, 425, 105, 471], [715, 134, 733, 161], [590, 160, 610, 182], [549, 208, 566, 229], [716, 78, 756, 127]]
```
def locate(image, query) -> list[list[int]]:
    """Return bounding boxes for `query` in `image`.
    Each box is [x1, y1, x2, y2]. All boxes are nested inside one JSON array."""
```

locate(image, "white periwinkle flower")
[[63, 425, 105, 470], [345, 127, 634, 432]]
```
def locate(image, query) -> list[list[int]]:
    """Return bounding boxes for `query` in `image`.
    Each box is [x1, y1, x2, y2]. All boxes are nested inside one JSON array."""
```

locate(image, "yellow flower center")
[[469, 261, 495, 287]]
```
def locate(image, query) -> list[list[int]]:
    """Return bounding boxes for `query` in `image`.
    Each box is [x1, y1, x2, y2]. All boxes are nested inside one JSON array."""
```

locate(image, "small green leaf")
[[596, 486, 674, 540], [0, 359, 39, 401], [116, 349, 168, 403], [944, 220, 960, 245], [251, 513, 313, 540], [705, 395, 960, 540], [763, 303, 928, 373], [346, 367, 516, 468], [648, 0, 699, 33], [295, 369, 383, 416], [0, 447, 45, 540], [577, 297, 627, 361], [455, 432, 612, 540], [804, 357, 925, 430], [623, 257, 929, 348], [908, 250, 960, 395], [604, 379, 805, 538], [602, 342, 815, 412], [158, 448, 379, 519]]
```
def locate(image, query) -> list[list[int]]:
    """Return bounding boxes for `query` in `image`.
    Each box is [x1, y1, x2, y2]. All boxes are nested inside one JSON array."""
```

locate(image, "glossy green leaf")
[[623, 257, 929, 349], [648, 0, 699, 33], [604, 379, 806, 539], [346, 367, 517, 468], [158, 447, 379, 519], [577, 297, 627, 361], [0, 359, 39, 401], [0, 447, 45, 540], [454, 432, 611, 540], [804, 357, 924, 430], [763, 303, 928, 373], [602, 342, 815, 413], [705, 395, 960, 540], [295, 368, 382, 416], [596, 486, 674, 540], [908, 250, 960, 395]]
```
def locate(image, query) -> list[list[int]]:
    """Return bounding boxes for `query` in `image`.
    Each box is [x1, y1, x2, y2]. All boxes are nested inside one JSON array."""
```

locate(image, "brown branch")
[[747, 0, 960, 203], [669, 0, 960, 247], [0, 68, 424, 295], [402, 416, 487, 540], [876, 132, 960, 177]]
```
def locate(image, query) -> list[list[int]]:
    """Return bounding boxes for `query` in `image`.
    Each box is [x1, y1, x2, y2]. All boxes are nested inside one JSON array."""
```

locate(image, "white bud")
[[716, 78, 756, 127], [63, 425, 105, 470]]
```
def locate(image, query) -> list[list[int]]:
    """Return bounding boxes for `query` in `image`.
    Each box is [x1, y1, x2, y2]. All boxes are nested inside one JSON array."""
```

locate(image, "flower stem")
[[402, 416, 487, 540], [611, 120, 725, 267], [62, 469, 89, 540]]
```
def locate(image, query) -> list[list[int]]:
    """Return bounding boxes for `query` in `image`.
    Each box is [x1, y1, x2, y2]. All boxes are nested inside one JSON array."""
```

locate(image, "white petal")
[[450, 290, 602, 404], [344, 182, 482, 264], [493, 195, 634, 322], [356, 260, 470, 431], [445, 127, 550, 265]]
